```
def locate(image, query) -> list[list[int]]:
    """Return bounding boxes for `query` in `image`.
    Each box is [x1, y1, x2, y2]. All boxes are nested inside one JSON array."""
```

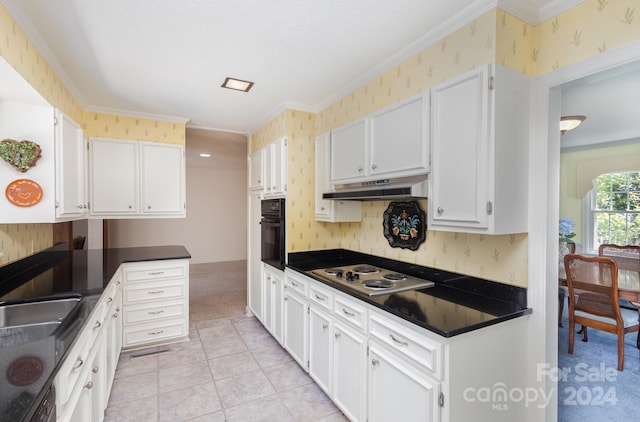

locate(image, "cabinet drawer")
[[369, 313, 443, 379], [124, 261, 188, 283], [123, 318, 187, 347], [55, 326, 92, 407], [124, 279, 186, 303], [124, 300, 186, 325], [334, 295, 367, 331], [309, 283, 333, 311], [284, 271, 308, 296]]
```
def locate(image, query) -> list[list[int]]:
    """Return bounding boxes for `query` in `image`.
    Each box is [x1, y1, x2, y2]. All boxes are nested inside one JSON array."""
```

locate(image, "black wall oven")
[[261, 198, 285, 270]]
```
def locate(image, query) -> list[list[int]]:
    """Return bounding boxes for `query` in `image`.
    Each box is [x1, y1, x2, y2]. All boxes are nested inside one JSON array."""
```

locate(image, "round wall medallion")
[[5, 179, 43, 207]]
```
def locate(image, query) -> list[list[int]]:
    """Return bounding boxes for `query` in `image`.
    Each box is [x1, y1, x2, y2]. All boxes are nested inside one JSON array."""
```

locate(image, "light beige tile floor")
[[104, 261, 347, 422]]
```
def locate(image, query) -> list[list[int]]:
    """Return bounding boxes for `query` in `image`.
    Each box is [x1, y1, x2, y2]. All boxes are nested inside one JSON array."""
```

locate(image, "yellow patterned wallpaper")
[[0, 3, 186, 265], [251, 3, 640, 287]]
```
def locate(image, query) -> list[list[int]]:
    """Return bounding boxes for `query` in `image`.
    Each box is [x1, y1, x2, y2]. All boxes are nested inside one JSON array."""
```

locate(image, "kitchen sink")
[[0, 295, 81, 328], [0, 321, 61, 348]]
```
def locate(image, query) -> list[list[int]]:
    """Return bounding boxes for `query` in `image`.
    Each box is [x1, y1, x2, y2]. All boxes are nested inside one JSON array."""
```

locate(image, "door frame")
[[527, 40, 640, 422]]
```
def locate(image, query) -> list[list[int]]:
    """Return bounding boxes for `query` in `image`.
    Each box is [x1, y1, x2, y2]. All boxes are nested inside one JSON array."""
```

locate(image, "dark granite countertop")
[[0, 244, 191, 422], [287, 249, 532, 338]]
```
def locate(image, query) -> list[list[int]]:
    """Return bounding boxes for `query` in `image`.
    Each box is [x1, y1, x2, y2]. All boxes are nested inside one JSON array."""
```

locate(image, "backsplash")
[[0, 224, 52, 266]]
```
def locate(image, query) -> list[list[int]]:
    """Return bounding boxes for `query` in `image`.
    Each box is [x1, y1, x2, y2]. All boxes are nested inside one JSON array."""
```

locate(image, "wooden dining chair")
[[598, 244, 640, 346], [564, 254, 640, 371], [558, 241, 576, 327]]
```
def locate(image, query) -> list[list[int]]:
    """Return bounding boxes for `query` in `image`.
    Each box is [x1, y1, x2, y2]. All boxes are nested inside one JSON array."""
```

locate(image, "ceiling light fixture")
[[199, 153, 212, 158], [559, 115, 586, 134], [221, 77, 254, 92]]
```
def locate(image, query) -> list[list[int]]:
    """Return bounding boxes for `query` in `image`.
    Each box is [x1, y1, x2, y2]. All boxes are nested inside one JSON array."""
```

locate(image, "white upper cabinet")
[[264, 137, 287, 197], [141, 142, 185, 215], [369, 94, 429, 179], [249, 149, 265, 191], [55, 110, 88, 219], [429, 64, 529, 234], [315, 134, 362, 222], [89, 138, 185, 218], [330, 120, 368, 184], [90, 138, 139, 216], [330, 93, 429, 186]]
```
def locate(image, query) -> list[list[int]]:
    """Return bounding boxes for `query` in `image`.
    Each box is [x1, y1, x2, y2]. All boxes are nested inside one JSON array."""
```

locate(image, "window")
[[589, 171, 640, 249]]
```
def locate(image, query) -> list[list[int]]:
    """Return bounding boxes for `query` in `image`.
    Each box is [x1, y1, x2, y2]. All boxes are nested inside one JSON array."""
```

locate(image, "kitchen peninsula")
[[0, 244, 191, 422]]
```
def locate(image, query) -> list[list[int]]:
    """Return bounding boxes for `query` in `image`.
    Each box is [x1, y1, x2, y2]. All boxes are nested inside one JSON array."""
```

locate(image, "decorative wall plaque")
[[5, 179, 43, 207], [0, 139, 42, 172], [382, 201, 426, 250]]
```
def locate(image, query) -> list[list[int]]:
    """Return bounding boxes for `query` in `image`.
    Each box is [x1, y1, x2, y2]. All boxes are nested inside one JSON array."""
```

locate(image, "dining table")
[[559, 267, 640, 303]]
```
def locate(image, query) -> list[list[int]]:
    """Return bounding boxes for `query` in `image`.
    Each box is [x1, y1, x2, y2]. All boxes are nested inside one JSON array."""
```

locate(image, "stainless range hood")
[[323, 175, 428, 201]]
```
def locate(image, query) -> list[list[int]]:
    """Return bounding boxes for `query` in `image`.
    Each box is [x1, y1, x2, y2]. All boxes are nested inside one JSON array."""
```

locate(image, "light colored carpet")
[[189, 260, 247, 322]]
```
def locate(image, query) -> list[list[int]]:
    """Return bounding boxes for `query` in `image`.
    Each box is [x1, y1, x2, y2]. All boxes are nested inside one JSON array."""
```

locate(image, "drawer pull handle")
[[148, 310, 164, 315], [107, 297, 113, 303], [148, 330, 164, 336], [291, 281, 299, 287], [72, 358, 84, 370], [148, 271, 165, 276], [334, 332, 341, 339], [112, 312, 119, 318], [84, 381, 93, 390], [342, 308, 355, 317], [390, 334, 408, 347], [94, 321, 102, 329], [148, 290, 165, 295], [371, 359, 380, 366], [322, 324, 328, 330], [92, 366, 99, 374], [315, 294, 325, 301]]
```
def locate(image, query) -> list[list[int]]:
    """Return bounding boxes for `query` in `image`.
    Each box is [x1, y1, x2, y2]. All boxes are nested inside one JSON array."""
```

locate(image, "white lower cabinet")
[[278, 269, 529, 422], [262, 264, 284, 344], [332, 321, 367, 422], [308, 307, 333, 394], [122, 259, 189, 349], [368, 342, 438, 422], [56, 274, 121, 422], [283, 288, 308, 367]]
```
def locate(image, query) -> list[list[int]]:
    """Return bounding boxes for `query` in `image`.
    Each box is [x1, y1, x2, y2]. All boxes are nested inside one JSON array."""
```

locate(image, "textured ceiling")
[[3, 0, 575, 134]]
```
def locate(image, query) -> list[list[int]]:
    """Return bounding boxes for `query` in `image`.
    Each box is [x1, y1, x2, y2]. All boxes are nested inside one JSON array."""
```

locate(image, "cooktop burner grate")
[[382, 273, 407, 281], [352, 265, 380, 274], [362, 279, 395, 289]]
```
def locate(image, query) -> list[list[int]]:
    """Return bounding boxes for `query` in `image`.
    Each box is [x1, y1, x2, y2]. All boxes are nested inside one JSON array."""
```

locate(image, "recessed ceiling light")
[[199, 153, 212, 158], [221, 77, 254, 92]]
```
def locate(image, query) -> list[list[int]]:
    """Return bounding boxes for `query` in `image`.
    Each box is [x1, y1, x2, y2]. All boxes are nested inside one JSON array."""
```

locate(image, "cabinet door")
[[266, 137, 287, 196], [283, 289, 309, 369], [309, 306, 332, 395], [429, 66, 489, 230], [315, 134, 362, 222], [369, 94, 429, 178], [90, 138, 139, 215], [271, 270, 284, 344], [332, 322, 367, 422], [314, 134, 332, 219], [330, 119, 368, 184], [262, 265, 283, 343], [368, 343, 439, 422], [105, 288, 122, 396], [249, 149, 265, 190], [248, 192, 263, 319], [55, 110, 87, 219], [141, 142, 185, 215]]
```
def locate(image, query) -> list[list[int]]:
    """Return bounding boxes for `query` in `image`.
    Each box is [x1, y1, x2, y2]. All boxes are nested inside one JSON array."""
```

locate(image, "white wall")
[[108, 129, 248, 264]]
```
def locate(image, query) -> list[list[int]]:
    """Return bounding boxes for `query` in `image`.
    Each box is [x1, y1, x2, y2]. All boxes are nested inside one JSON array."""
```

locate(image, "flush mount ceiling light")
[[559, 115, 586, 134], [221, 77, 254, 92], [199, 153, 211, 158]]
